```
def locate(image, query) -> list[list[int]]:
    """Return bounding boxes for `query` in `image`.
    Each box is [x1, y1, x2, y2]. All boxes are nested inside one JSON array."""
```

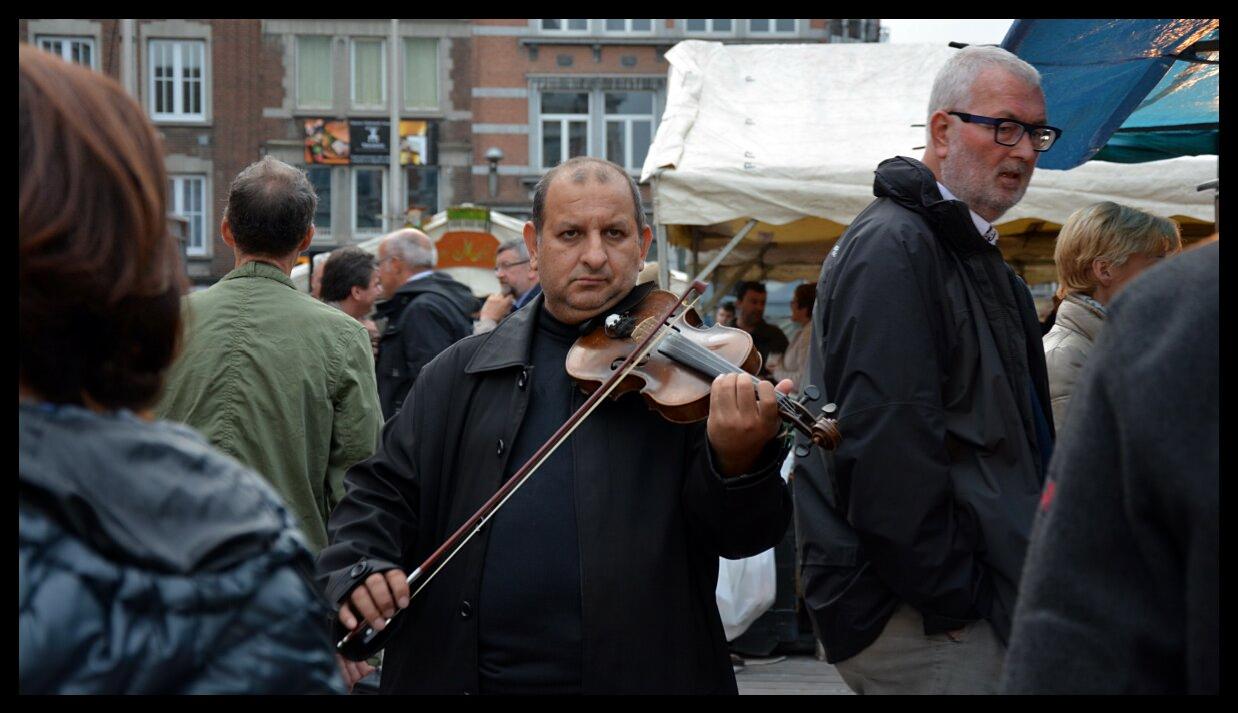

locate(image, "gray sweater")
[[1001, 242, 1218, 693]]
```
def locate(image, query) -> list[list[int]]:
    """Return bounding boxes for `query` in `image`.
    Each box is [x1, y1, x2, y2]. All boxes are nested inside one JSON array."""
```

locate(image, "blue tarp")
[[1002, 19, 1218, 169]]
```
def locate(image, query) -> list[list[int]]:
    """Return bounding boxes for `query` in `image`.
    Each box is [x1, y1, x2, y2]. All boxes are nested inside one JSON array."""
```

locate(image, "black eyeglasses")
[[948, 112, 1063, 152]]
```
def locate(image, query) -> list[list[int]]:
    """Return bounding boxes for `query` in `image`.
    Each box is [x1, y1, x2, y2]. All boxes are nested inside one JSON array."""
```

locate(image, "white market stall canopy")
[[641, 41, 1217, 286], [291, 205, 528, 297]]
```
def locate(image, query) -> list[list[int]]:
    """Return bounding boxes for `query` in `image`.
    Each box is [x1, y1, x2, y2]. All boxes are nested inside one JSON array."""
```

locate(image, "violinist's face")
[[524, 173, 652, 325]]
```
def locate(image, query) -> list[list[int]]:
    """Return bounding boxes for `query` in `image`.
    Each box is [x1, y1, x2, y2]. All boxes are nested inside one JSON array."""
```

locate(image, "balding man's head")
[[531, 156, 647, 238], [381, 228, 437, 268], [377, 228, 437, 298]]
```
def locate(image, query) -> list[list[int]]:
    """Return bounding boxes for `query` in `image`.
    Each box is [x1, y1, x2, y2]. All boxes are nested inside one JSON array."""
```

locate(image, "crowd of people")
[[19, 40, 1217, 695]]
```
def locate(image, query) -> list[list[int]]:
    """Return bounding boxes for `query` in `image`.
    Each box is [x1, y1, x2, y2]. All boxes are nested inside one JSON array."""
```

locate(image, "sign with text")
[[349, 119, 391, 165]]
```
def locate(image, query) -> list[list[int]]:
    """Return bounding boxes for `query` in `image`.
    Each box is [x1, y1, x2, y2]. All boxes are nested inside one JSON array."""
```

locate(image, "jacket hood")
[[379, 271, 480, 321], [873, 156, 992, 255], [19, 402, 289, 574]]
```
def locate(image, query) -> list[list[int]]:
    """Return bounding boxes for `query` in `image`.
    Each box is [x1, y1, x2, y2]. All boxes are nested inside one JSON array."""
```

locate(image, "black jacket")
[[18, 402, 343, 694], [317, 285, 792, 694], [375, 271, 479, 419], [794, 157, 1053, 663], [1003, 243, 1219, 693]]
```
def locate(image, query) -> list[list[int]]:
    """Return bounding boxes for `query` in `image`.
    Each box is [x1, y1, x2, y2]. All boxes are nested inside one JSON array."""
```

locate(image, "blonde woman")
[[1045, 201, 1181, 429]]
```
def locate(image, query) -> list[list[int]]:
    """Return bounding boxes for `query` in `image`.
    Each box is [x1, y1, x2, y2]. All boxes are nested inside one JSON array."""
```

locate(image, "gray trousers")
[[834, 602, 1005, 694]]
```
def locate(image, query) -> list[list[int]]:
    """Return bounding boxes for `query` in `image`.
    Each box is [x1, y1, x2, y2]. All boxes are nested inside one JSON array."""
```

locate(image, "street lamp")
[[485, 146, 504, 198]]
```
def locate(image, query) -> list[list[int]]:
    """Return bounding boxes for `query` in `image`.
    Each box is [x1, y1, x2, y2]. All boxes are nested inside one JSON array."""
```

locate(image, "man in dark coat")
[[374, 228, 480, 419], [793, 46, 1059, 694], [317, 156, 794, 694], [1002, 242, 1218, 694]]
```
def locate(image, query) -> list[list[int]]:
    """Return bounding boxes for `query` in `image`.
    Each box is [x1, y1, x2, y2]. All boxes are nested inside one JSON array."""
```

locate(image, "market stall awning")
[[1002, 19, 1218, 169], [643, 41, 1216, 288]]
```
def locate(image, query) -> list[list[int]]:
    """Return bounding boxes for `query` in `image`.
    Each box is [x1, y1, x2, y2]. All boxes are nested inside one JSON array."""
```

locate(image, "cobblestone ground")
[[734, 654, 854, 695]]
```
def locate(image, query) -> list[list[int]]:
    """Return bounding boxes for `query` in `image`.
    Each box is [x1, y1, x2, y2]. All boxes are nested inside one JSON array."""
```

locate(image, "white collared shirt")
[[937, 182, 999, 246], [403, 269, 435, 286]]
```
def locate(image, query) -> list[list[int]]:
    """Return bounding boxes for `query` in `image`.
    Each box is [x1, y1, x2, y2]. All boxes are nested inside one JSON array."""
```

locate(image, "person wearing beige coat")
[[1043, 202, 1181, 431]]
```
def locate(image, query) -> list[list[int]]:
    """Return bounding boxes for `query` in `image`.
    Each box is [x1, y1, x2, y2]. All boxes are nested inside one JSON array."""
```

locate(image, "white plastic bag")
[[716, 547, 776, 642]]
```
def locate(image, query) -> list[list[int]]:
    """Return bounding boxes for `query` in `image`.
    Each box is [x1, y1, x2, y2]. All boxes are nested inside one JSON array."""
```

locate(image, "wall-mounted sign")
[[349, 119, 391, 165], [400, 120, 428, 166], [304, 119, 350, 164]]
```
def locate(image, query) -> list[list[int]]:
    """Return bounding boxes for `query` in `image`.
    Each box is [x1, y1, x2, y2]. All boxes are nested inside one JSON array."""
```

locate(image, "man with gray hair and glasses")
[[794, 46, 1060, 693], [474, 238, 542, 335], [374, 228, 479, 419]]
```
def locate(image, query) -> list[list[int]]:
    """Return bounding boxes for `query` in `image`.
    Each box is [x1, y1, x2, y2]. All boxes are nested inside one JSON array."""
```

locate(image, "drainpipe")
[[121, 19, 136, 96], [390, 19, 402, 229]]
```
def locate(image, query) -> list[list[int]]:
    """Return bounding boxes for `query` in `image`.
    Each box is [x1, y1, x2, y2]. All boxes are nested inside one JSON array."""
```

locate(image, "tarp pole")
[[692, 219, 758, 286], [656, 224, 670, 289]]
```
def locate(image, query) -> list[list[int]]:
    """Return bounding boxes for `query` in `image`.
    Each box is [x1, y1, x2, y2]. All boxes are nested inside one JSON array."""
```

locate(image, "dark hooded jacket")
[[375, 271, 480, 419], [317, 284, 792, 694], [793, 156, 1053, 663], [18, 402, 344, 694]]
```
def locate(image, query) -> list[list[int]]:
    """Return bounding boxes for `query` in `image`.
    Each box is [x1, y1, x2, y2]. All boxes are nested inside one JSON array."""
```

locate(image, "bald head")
[[531, 156, 647, 237], [381, 228, 437, 268]]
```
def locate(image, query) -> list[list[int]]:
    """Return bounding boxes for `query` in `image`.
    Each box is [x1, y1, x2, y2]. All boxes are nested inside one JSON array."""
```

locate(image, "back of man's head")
[[382, 228, 437, 270], [321, 246, 377, 303], [926, 45, 1041, 135], [225, 156, 317, 258]]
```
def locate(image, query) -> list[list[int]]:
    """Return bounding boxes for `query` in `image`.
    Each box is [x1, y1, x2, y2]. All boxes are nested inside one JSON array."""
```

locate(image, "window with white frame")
[[540, 92, 590, 169], [351, 38, 386, 109], [168, 175, 207, 256], [306, 166, 332, 234], [403, 38, 439, 111], [353, 167, 387, 235], [603, 19, 653, 33], [296, 36, 333, 108], [749, 19, 797, 34], [149, 39, 205, 121], [541, 19, 588, 32], [683, 19, 733, 34], [36, 35, 96, 68], [605, 92, 655, 172]]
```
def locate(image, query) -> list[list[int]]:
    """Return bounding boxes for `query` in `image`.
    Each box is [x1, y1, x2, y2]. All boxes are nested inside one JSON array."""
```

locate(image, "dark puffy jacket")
[[794, 156, 1053, 663], [18, 402, 344, 694], [375, 271, 480, 419]]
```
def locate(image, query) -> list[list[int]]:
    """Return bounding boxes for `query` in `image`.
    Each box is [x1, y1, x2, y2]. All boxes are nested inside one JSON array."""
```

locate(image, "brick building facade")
[[20, 18, 879, 284]]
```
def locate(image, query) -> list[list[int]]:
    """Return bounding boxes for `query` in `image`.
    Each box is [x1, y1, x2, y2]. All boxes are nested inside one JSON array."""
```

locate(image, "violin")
[[336, 280, 840, 660], [567, 286, 841, 452]]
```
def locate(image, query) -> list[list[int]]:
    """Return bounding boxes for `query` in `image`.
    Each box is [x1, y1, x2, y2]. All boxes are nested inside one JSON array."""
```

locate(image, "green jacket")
[[156, 261, 382, 552]]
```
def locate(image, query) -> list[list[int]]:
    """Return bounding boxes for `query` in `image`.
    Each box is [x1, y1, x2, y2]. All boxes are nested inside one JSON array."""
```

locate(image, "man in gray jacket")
[[795, 46, 1058, 693]]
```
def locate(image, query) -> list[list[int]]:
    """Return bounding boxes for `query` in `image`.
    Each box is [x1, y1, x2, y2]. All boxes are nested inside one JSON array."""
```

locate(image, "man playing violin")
[[317, 156, 794, 694]]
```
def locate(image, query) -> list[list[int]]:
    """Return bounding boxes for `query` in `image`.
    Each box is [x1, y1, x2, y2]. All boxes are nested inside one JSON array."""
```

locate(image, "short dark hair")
[[717, 300, 736, 313], [531, 156, 648, 236], [735, 281, 767, 301], [20, 45, 185, 410], [224, 156, 317, 257], [793, 283, 817, 311], [320, 247, 377, 303]]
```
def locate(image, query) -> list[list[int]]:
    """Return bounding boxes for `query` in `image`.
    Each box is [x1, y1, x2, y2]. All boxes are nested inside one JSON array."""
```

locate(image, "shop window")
[[306, 166, 332, 234], [353, 167, 386, 235]]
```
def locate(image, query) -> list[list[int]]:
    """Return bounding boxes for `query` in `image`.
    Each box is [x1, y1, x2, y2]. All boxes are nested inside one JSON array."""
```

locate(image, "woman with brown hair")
[[18, 45, 343, 694]]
